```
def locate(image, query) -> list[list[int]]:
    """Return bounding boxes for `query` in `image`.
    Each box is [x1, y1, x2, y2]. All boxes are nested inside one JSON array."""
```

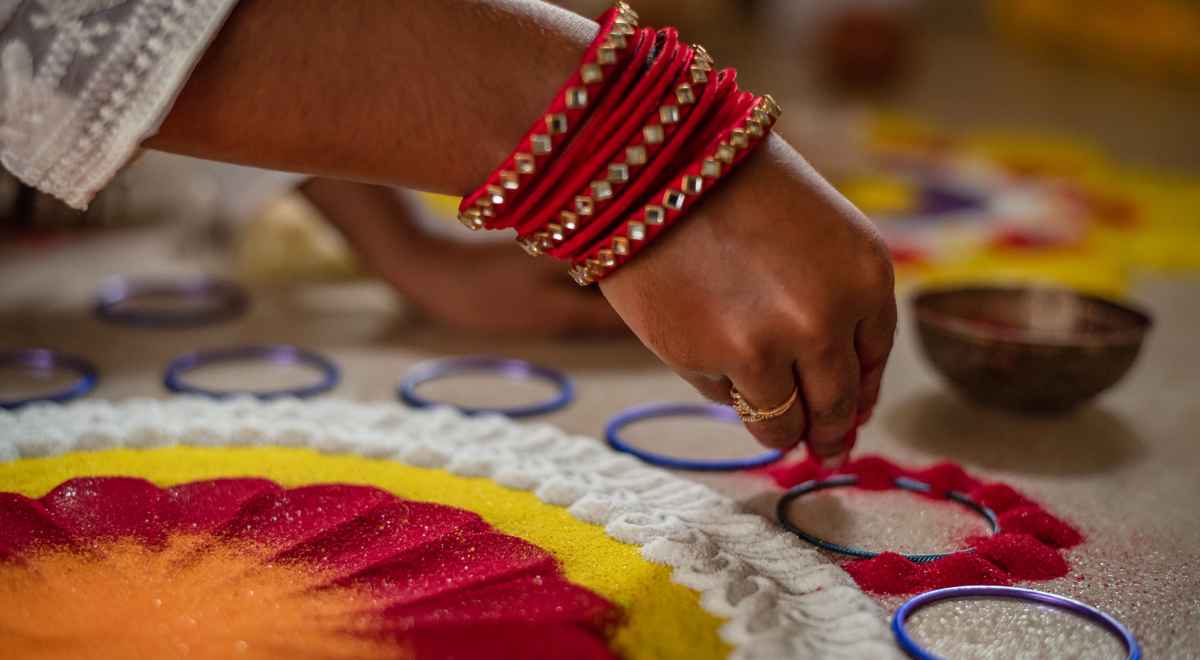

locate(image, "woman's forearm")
[[149, 0, 595, 194], [147, 0, 900, 456]]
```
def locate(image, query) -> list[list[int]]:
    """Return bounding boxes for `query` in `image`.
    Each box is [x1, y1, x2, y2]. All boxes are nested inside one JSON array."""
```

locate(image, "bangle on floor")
[[162, 344, 340, 400], [0, 349, 98, 409]]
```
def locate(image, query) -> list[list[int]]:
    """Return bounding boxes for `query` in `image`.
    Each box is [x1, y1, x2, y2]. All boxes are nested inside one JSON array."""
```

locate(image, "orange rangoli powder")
[[0, 535, 400, 660]]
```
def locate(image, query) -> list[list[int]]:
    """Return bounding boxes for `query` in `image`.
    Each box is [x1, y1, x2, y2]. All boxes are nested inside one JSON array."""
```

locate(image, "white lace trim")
[[0, 398, 899, 659], [0, 0, 238, 209]]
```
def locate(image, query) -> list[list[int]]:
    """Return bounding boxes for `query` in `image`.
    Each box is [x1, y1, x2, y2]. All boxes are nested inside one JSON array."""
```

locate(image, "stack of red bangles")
[[457, 1, 780, 286]]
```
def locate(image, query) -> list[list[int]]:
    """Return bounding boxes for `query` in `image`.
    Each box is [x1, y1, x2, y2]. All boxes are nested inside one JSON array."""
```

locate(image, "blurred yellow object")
[[961, 132, 1110, 180], [989, 0, 1200, 82], [907, 247, 1128, 299], [961, 128, 1200, 271], [236, 194, 360, 284], [855, 114, 1200, 295], [838, 175, 917, 216], [237, 190, 488, 286], [418, 191, 464, 219], [1105, 172, 1200, 273]]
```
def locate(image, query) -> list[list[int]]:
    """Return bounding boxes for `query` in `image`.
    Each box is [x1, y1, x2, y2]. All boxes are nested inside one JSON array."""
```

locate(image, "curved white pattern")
[[0, 398, 899, 659]]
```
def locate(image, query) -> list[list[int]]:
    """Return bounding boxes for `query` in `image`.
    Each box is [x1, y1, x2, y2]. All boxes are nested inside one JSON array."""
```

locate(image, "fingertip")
[[818, 451, 849, 470], [807, 425, 857, 463], [752, 428, 802, 451], [806, 436, 845, 458], [745, 412, 805, 450], [798, 344, 860, 459], [856, 406, 874, 425], [857, 362, 884, 405], [808, 414, 857, 449]]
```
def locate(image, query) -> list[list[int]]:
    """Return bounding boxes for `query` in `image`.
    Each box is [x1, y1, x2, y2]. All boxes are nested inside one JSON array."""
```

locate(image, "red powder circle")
[[766, 455, 1083, 596]]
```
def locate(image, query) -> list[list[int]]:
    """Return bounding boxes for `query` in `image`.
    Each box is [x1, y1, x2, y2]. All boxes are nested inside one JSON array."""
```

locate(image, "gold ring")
[[729, 385, 799, 423]]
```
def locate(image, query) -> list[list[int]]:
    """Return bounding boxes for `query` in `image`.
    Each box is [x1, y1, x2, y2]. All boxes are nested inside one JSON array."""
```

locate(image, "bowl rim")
[[911, 285, 1153, 348]]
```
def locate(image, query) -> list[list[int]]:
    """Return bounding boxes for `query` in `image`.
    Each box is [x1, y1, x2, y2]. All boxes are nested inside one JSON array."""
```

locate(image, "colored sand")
[[0, 535, 398, 660], [766, 455, 1083, 596], [0, 446, 729, 660], [0, 477, 619, 660]]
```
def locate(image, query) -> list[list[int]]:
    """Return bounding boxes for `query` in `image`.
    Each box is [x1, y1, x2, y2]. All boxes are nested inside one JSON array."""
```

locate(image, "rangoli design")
[[0, 477, 617, 660], [841, 116, 1200, 296], [0, 398, 900, 660]]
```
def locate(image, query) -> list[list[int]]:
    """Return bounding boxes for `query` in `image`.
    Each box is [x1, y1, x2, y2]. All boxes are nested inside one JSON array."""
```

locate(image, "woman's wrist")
[[300, 179, 449, 298], [456, 3, 780, 287], [596, 133, 789, 295]]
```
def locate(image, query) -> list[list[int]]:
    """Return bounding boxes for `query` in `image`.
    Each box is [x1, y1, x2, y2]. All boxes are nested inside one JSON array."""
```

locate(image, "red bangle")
[[568, 94, 780, 285], [456, 3, 640, 230], [505, 26, 672, 235], [519, 46, 721, 257], [458, 1, 781, 287], [546, 66, 737, 260], [513, 32, 699, 251], [564, 89, 759, 275]]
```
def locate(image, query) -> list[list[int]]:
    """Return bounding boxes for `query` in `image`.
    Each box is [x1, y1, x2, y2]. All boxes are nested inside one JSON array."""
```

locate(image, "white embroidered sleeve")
[[0, 0, 239, 209]]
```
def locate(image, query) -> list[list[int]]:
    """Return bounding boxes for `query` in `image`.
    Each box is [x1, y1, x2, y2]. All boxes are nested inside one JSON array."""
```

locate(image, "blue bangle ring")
[[163, 344, 340, 400], [893, 585, 1141, 660], [95, 275, 248, 328], [605, 402, 785, 471], [0, 349, 98, 409], [776, 474, 1000, 563], [398, 356, 574, 418]]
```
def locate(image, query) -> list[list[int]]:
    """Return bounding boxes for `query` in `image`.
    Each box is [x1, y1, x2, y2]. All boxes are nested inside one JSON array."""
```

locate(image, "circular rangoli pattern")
[[1, 476, 619, 660], [0, 398, 898, 659]]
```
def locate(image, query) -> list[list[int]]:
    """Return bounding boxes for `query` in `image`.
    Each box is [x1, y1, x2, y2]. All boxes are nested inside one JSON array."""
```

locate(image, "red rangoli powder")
[[765, 455, 1083, 596], [0, 478, 621, 660]]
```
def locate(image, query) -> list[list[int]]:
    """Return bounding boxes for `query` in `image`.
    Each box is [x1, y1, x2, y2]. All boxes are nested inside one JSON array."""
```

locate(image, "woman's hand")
[[301, 178, 625, 338], [404, 241, 628, 337], [600, 134, 896, 461]]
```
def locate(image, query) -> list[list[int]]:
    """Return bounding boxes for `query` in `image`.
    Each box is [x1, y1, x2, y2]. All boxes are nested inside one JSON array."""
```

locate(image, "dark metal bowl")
[[912, 286, 1153, 413]]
